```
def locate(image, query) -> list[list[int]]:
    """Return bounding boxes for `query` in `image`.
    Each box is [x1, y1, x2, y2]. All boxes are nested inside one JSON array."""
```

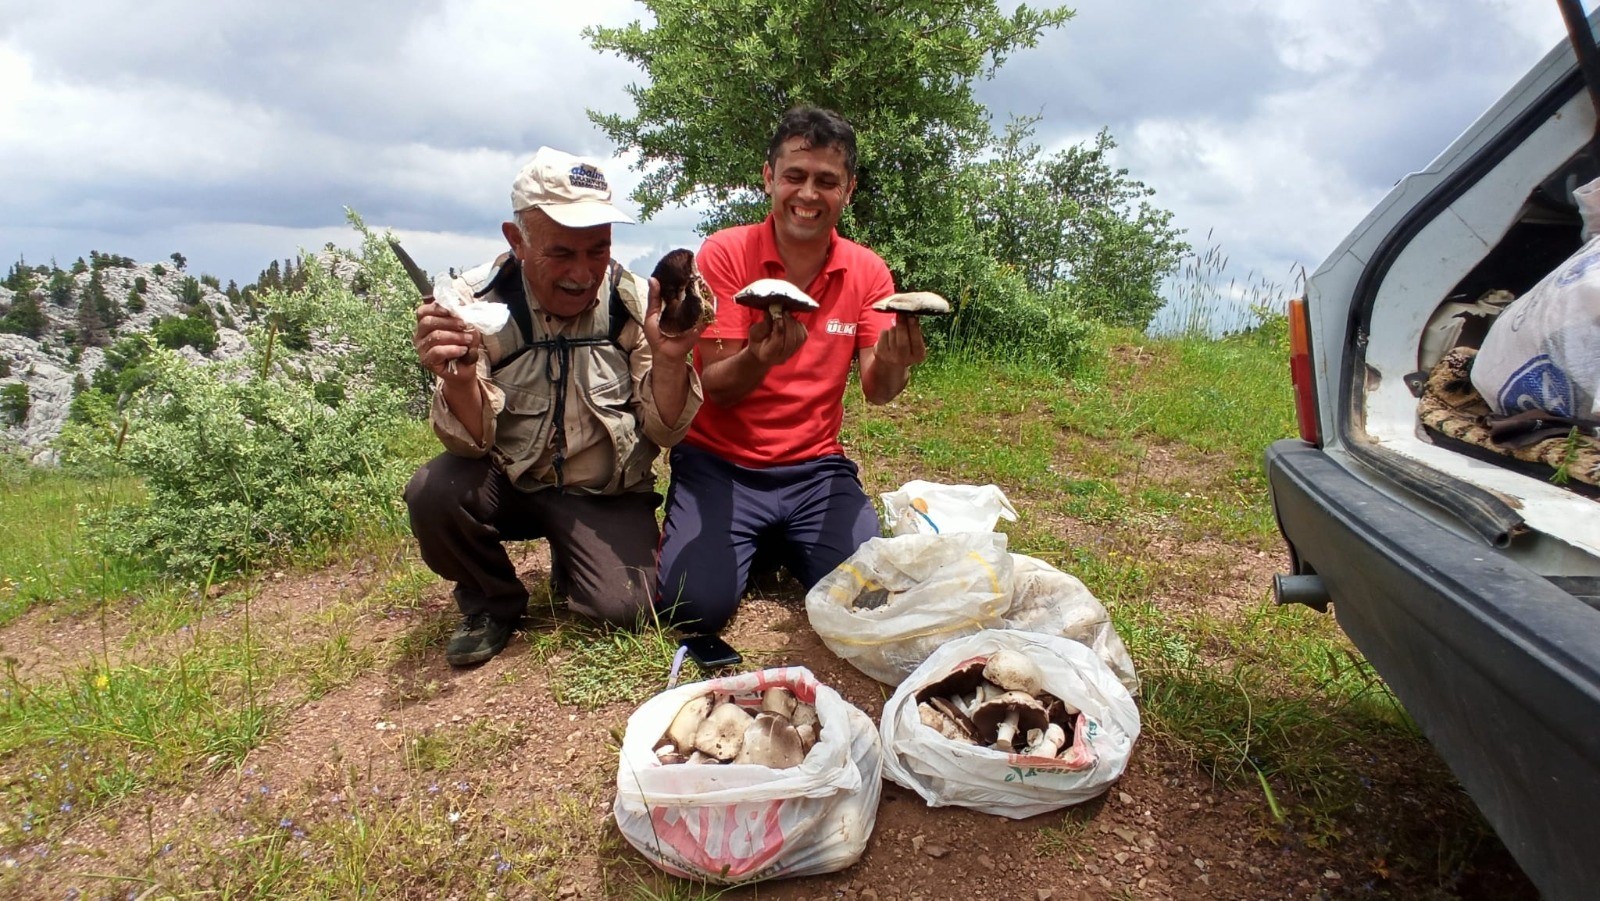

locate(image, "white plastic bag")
[[880, 480, 1019, 536], [613, 667, 883, 884], [880, 630, 1140, 819], [806, 533, 1014, 686], [1005, 554, 1140, 697], [1472, 177, 1600, 418]]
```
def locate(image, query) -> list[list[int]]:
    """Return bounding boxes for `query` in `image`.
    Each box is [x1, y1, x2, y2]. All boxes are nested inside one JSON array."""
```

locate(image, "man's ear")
[[761, 162, 774, 196], [843, 176, 856, 205], [500, 219, 523, 250]]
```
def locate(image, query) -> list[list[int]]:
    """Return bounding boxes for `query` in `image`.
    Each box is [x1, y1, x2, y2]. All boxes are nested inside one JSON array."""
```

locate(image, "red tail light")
[[1288, 297, 1321, 445]]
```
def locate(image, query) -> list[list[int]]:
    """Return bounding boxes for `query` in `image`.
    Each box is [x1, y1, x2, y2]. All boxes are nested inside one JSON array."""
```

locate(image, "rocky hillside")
[[0, 262, 250, 464]]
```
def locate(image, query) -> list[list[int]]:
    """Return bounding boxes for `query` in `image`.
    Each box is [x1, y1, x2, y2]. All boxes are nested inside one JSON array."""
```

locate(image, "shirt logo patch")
[[825, 319, 856, 336]]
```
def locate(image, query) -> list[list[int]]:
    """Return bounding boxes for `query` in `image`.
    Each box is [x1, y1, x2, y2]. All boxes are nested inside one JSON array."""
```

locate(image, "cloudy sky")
[[0, 0, 1575, 328]]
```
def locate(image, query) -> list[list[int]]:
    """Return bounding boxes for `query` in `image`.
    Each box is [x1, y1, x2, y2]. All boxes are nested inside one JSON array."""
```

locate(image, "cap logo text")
[[568, 164, 608, 192]]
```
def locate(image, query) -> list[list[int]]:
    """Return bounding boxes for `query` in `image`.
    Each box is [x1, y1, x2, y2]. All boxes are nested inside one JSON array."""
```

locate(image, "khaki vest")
[[460, 256, 655, 495]]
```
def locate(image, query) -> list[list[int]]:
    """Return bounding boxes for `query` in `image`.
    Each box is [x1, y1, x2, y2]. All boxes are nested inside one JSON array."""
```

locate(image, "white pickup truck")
[[1266, 6, 1600, 899]]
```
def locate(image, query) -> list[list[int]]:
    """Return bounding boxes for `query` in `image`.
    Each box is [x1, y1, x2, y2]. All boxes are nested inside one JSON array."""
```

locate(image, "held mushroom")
[[651, 248, 716, 336], [693, 701, 754, 761], [971, 690, 1049, 753], [870, 291, 951, 316], [733, 712, 806, 768], [664, 694, 713, 753], [983, 648, 1046, 696], [734, 278, 819, 319]]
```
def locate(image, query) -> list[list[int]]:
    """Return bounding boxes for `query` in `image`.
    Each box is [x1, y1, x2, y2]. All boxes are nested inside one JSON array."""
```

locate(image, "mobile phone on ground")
[[680, 634, 742, 671]]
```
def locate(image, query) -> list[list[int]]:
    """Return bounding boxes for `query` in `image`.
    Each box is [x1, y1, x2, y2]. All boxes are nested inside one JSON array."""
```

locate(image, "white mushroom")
[[734, 278, 819, 318], [733, 712, 806, 768], [1022, 722, 1067, 758], [665, 694, 713, 753], [795, 722, 818, 753], [870, 291, 951, 316], [971, 691, 1049, 753], [693, 702, 753, 760], [790, 702, 819, 731], [983, 649, 1046, 696], [919, 702, 978, 744], [761, 686, 799, 720]]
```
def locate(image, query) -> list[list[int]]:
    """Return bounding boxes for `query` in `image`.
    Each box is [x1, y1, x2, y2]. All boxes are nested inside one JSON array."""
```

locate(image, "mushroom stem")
[[768, 302, 784, 319], [993, 710, 1022, 752]]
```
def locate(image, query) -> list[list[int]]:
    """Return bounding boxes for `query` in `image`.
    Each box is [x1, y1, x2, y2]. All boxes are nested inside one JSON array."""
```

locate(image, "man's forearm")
[[650, 356, 693, 425], [441, 378, 487, 445], [701, 346, 775, 407], [862, 355, 912, 405]]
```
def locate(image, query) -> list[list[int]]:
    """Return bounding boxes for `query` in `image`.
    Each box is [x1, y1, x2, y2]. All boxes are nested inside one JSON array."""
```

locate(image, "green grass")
[[0, 324, 1513, 896]]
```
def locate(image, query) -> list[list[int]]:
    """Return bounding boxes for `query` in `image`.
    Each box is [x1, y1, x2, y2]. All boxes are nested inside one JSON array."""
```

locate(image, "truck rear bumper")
[[1266, 439, 1600, 900]]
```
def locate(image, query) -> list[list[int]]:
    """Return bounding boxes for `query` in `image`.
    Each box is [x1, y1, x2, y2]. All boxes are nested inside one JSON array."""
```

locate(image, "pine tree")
[[48, 269, 73, 306], [0, 293, 46, 338], [75, 280, 109, 348]]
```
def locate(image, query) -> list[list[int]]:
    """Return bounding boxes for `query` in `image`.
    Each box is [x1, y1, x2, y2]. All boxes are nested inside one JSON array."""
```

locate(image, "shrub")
[[0, 358, 9, 377], [0, 383, 28, 426], [59, 212, 425, 580], [152, 314, 218, 354]]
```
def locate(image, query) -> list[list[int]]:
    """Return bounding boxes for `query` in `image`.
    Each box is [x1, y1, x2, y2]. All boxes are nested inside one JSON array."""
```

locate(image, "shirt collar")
[[756, 215, 849, 280]]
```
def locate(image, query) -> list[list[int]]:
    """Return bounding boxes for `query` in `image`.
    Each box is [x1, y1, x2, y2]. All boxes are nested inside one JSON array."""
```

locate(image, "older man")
[[406, 147, 703, 666]]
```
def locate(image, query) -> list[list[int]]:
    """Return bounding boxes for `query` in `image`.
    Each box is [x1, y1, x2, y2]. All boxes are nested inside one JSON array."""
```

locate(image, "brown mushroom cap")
[[760, 686, 799, 720], [927, 696, 978, 741], [971, 690, 1049, 751], [693, 701, 753, 760], [734, 278, 819, 314], [733, 712, 806, 768], [915, 660, 990, 705], [652, 248, 715, 335], [871, 291, 951, 315]]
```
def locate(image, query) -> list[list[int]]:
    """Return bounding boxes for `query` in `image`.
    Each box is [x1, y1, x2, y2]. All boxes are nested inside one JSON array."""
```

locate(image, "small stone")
[[1117, 791, 1133, 805], [1035, 891, 1053, 901], [921, 843, 952, 859], [911, 834, 925, 853], [1193, 858, 1206, 871], [1324, 870, 1342, 881], [977, 854, 995, 870], [1114, 852, 1129, 864]]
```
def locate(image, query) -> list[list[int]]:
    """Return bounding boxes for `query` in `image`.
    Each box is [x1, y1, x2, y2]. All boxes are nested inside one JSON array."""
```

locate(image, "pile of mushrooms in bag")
[[914, 648, 1076, 757], [653, 687, 821, 768]]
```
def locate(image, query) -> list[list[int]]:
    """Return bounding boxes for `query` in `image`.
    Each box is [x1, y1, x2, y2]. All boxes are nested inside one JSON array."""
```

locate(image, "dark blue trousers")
[[656, 443, 881, 633]]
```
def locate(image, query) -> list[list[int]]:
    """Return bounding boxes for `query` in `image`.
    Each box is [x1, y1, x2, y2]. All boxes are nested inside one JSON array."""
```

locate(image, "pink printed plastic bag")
[[613, 667, 883, 884]]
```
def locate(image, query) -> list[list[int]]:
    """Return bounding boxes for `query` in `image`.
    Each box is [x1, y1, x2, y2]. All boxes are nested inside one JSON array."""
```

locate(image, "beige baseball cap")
[[510, 147, 635, 228]]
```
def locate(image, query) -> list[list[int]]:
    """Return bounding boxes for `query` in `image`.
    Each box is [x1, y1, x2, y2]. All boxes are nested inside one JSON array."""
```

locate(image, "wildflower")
[[58, 801, 71, 813], [93, 674, 109, 691], [496, 861, 511, 874], [279, 818, 293, 829], [447, 811, 462, 824]]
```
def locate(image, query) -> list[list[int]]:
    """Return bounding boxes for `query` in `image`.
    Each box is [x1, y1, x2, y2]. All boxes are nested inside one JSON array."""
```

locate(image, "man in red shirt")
[[656, 106, 928, 633]]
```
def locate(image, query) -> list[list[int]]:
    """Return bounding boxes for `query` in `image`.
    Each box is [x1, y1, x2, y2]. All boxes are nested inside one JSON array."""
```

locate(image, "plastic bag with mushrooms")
[[615, 666, 883, 884], [879, 629, 1140, 819], [805, 531, 1015, 686]]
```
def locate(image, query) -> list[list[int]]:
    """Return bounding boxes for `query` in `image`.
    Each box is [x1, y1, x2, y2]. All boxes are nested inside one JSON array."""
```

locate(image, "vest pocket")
[[495, 382, 554, 461]]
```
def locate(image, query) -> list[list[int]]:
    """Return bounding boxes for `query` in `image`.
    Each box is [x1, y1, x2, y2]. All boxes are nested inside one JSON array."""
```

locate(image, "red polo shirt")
[[686, 217, 896, 468]]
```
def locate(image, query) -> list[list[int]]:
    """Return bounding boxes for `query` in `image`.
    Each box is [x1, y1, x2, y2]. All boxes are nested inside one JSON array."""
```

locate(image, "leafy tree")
[[0, 292, 47, 339], [170, 252, 187, 271], [71, 257, 88, 275], [969, 119, 1187, 329], [585, 0, 1072, 286], [0, 383, 28, 427]]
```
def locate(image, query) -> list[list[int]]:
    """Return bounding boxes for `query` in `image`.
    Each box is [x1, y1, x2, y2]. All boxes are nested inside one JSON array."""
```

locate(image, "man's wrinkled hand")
[[414, 298, 481, 382], [874, 316, 928, 368], [643, 276, 704, 361]]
